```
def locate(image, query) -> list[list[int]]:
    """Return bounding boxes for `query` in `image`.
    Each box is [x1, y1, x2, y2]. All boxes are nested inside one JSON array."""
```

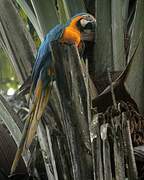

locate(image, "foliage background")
[[0, 0, 144, 179]]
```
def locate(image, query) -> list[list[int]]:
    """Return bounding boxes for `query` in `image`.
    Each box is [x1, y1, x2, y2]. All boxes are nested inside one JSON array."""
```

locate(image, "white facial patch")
[[80, 19, 89, 27]]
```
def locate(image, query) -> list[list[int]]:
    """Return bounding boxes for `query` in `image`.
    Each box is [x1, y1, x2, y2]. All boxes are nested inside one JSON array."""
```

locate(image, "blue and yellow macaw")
[[11, 13, 96, 174]]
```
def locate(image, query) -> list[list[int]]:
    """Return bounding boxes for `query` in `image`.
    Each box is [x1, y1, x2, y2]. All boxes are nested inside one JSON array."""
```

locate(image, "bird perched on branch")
[[11, 13, 96, 174]]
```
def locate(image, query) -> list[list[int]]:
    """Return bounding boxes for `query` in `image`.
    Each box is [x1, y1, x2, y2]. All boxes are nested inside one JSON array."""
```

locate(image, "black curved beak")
[[84, 21, 96, 32], [81, 20, 96, 41]]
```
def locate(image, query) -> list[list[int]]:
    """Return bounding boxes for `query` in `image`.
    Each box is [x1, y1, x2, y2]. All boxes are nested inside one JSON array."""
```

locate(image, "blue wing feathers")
[[32, 24, 65, 91]]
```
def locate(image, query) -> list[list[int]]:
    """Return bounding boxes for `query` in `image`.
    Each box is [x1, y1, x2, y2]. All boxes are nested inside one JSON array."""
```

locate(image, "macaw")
[[11, 13, 96, 174]]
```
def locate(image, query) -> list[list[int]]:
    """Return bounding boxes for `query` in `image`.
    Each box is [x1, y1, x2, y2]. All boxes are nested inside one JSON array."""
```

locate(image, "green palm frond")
[[125, 0, 144, 114], [0, 0, 35, 82]]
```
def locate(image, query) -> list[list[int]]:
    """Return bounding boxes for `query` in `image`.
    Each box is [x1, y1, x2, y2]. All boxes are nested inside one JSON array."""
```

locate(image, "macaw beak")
[[81, 20, 96, 41]]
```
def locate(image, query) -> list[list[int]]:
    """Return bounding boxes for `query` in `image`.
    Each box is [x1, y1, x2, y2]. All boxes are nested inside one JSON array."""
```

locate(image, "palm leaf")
[[17, 0, 86, 39], [125, 0, 144, 114], [57, 0, 86, 23], [0, 94, 30, 166], [16, 0, 43, 40], [111, 0, 125, 70], [30, 0, 59, 39], [94, 0, 113, 76], [0, 0, 36, 82]]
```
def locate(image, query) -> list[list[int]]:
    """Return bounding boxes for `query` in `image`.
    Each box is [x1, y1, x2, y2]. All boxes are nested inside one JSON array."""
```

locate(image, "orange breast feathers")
[[61, 16, 82, 47]]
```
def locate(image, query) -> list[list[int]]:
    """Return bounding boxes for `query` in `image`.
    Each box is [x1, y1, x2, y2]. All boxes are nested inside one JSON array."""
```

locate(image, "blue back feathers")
[[32, 24, 65, 91]]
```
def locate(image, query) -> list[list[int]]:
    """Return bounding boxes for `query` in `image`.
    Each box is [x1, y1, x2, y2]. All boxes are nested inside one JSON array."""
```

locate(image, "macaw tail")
[[10, 79, 51, 175]]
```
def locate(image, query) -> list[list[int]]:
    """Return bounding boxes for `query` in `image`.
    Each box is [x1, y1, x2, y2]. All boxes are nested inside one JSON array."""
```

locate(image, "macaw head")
[[68, 13, 96, 41]]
